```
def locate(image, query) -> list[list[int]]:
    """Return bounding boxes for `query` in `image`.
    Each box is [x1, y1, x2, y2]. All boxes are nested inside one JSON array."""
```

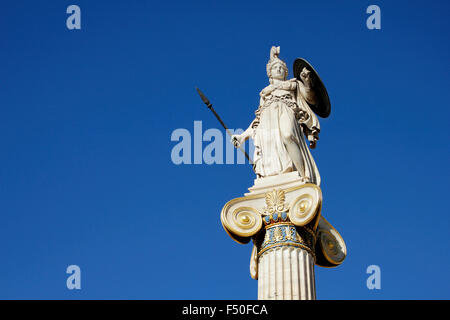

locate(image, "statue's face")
[[271, 63, 286, 80]]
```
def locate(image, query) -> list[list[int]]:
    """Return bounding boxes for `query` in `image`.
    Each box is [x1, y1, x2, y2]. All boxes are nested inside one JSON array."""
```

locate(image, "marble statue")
[[220, 46, 345, 300], [231, 46, 322, 185]]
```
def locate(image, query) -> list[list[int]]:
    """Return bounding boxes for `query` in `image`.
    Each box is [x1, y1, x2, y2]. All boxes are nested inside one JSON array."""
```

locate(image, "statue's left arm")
[[298, 79, 316, 105], [293, 68, 321, 149], [297, 68, 316, 105]]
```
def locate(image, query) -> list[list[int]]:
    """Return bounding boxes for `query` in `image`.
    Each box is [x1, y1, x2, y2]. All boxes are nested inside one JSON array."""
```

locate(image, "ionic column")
[[221, 181, 346, 301]]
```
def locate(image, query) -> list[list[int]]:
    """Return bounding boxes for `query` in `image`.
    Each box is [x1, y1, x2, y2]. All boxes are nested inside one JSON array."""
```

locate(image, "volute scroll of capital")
[[288, 184, 322, 227], [315, 217, 347, 267], [222, 206, 262, 239], [220, 183, 323, 244]]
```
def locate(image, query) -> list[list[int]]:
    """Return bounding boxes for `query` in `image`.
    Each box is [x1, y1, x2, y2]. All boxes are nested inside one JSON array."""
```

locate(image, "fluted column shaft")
[[258, 246, 315, 300], [256, 219, 316, 300]]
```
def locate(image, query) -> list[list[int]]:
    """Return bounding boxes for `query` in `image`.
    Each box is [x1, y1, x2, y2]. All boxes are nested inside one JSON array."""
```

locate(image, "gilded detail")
[[263, 189, 289, 215], [258, 221, 316, 260], [274, 227, 283, 241]]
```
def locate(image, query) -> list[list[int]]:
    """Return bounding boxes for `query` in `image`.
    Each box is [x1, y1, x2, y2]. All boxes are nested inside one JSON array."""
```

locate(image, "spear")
[[195, 87, 253, 165]]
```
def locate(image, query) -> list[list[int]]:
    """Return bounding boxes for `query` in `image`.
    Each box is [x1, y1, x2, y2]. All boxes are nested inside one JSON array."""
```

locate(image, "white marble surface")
[[258, 246, 316, 300]]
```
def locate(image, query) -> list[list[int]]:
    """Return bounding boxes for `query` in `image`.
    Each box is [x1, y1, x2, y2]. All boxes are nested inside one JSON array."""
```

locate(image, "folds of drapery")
[[251, 85, 321, 185]]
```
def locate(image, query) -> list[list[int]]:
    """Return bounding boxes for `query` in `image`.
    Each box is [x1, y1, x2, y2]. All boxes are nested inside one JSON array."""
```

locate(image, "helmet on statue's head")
[[267, 46, 288, 83]]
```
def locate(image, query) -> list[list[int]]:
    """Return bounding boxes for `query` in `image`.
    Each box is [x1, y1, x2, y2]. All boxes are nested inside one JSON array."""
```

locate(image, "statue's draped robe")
[[251, 80, 321, 185]]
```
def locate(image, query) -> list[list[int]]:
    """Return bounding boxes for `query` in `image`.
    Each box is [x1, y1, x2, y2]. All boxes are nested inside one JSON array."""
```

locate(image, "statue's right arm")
[[231, 124, 254, 148], [232, 98, 264, 147], [241, 124, 254, 141]]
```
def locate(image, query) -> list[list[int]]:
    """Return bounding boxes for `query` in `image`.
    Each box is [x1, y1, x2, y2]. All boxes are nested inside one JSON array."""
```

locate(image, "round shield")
[[293, 58, 331, 118]]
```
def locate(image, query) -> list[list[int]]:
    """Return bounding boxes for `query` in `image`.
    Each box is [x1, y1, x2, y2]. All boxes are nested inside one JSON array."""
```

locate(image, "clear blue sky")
[[0, 0, 449, 299]]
